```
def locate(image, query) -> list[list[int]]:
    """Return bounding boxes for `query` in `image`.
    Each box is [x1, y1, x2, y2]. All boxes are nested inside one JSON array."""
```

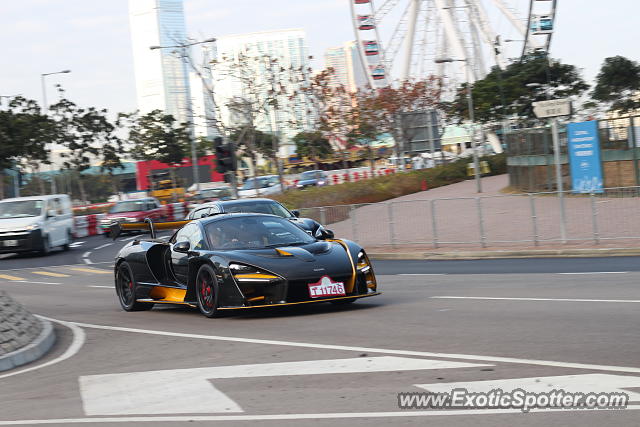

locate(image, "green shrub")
[[272, 154, 506, 209]]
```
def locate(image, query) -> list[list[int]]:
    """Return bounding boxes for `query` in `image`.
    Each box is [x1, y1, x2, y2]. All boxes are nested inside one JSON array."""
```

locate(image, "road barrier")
[[73, 214, 105, 238], [299, 186, 640, 248]]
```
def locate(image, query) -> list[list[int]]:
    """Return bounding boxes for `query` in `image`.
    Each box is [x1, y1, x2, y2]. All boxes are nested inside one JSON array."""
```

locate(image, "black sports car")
[[186, 198, 325, 236], [113, 214, 379, 317]]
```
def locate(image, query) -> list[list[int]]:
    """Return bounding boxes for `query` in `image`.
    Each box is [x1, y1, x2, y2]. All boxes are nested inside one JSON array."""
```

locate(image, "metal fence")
[[299, 186, 640, 248]]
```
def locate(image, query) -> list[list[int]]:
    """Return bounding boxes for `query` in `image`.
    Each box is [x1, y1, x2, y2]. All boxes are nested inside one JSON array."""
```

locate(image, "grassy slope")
[[272, 154, 506, 209]]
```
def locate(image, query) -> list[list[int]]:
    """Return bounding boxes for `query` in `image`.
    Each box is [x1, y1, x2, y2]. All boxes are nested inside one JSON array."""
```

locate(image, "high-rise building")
[[211, 29, 311, 156], [324, 41, 368, 92], [128, 0, 191, 125]]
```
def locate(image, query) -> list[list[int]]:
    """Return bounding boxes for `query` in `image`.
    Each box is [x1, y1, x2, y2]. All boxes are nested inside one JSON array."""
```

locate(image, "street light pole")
[[40, 69, 71, 195], [435, 57, 482, 192], [150, 38, 216, 194]]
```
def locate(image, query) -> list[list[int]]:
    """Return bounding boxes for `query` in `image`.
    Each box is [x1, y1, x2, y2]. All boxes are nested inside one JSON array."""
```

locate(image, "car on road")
[[100, 198, 165, 236], [237, 175, 283, 198], [113, 213, 379, 317], [185, 198, 327, 237], [0, 194, 74, 255], [295, 170, 329, 189]]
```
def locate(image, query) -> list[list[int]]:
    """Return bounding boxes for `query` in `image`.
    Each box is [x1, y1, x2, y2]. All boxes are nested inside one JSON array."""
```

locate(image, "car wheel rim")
[[199, 272, 215, 310], [118, 267, 134, 306]]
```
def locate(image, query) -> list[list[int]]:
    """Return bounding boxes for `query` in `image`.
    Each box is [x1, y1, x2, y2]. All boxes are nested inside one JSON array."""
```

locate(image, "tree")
[[125, 110, 190, 198], [49, 98, 120, 203], [292, 131, 333, 170], [592, 56, 640, 113], [0, 97, 56, 198], [449, 54, 589, 124], [357, 78, 443, 164], [99, 122, 126, 200]]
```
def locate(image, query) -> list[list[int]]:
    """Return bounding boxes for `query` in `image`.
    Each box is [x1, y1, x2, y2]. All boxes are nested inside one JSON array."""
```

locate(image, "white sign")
[[532, 99, 572, 118], [79, 356, 490, 415]]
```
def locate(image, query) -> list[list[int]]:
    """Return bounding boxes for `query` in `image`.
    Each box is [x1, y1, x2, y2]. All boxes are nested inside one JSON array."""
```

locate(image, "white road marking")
[[416, 373, 640, 400], [13, 281, 62, 285], [79, 356, 489, 416], [121, 235, 139, 241], [68, 241, 84, 248], [94, 243, 112, 250], [431, 296, 640, 304], [558, 271, 628, 275], [0, 253, 14, 260], [1, 406, 639, 425], [49, 317, 640, 374], [0, 316, 86, 380], [81, 251, 93, 264]]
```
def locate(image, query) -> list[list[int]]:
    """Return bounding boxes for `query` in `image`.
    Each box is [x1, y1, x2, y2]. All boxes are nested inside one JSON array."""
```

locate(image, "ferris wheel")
[[349, 0, 558, 88]]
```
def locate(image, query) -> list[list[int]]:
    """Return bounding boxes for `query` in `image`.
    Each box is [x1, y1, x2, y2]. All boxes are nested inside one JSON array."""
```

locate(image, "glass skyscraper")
[[128, 0, 191, 125]]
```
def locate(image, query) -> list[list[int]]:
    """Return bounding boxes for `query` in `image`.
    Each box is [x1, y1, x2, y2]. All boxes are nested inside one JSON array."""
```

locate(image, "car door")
[[170, 223, 206, 284]]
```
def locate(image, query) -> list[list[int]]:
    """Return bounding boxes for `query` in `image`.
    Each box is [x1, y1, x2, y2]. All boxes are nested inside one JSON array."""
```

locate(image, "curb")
[[0, 318, 56, 372], [368, 247, 640, 261]]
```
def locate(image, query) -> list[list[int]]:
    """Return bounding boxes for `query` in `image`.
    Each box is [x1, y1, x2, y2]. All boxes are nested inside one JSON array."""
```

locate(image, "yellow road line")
[[0, 273, 26, 281], [69, 267, 111, 274], [32, 271, 71, 278]]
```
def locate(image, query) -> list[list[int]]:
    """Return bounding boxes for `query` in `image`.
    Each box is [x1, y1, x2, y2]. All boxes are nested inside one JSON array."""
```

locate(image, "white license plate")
[[308, 276, 346, 298], [3, 240, 18, 247]]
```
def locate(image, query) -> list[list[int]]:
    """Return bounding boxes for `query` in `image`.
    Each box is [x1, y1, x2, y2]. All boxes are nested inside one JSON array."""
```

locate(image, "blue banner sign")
[[567, 121, 603, 193]]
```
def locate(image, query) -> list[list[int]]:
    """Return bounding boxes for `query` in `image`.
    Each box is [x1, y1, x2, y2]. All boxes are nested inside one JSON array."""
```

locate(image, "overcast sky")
[[1, 0, 637, 116]]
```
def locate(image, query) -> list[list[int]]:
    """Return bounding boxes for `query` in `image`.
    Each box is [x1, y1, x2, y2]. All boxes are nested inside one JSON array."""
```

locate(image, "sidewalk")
[[321, 174, 640, 258]]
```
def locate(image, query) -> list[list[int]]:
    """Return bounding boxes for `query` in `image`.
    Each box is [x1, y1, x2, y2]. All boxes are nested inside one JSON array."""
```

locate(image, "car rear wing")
[[110, 218, 190, 240]]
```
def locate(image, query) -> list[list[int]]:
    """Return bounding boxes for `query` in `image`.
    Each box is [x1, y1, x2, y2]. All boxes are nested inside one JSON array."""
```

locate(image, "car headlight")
[[357, 251, 376, 291], [229, 263, 280, 283], [357, 251, 371, 273], [24, 224, 40, 231], [317, 180, 326, 185]]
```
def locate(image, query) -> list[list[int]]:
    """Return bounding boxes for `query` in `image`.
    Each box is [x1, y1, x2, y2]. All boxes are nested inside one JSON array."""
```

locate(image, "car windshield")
[[0, 200, 44, 219], [301, 171, 322, 179], [205, 216, 315, 250], [109, 201, 148, 213], [222, 201, 293, 218], [240, 178, 271, 191]]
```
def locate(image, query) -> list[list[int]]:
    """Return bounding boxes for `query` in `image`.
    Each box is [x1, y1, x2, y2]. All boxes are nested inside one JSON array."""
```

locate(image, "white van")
[[0, 195, 74, 255]]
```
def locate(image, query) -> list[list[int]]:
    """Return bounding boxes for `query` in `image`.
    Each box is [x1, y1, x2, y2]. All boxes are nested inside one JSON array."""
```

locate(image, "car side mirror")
[[174, 241, 190, 253], [315, 227, 334, 240], [291, 210, 300, 218]]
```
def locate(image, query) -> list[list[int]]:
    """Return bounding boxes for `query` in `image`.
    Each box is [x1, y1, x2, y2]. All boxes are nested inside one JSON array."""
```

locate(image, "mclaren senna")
[[112, 213, 379, 317]]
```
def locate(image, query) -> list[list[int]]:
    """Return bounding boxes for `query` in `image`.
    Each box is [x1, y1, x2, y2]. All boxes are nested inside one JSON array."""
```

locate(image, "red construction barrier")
[[165, 203, 175, 221], [332, 174, 339, 185], [87, 215, 98, 236]]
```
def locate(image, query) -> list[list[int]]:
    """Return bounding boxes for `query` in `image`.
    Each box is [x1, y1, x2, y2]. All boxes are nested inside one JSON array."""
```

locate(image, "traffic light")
[[214, 137, 237, 174]]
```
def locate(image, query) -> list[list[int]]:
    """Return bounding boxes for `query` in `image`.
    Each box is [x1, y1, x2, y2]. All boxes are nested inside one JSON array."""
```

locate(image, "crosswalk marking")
[[32, 271, 70, 278], [69, 267, 111, 274], [0, 273, 26, 281]]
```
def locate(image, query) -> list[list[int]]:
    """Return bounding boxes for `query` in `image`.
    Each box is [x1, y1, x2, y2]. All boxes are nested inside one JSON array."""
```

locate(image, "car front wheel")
[[195, 264, 221, 318]]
